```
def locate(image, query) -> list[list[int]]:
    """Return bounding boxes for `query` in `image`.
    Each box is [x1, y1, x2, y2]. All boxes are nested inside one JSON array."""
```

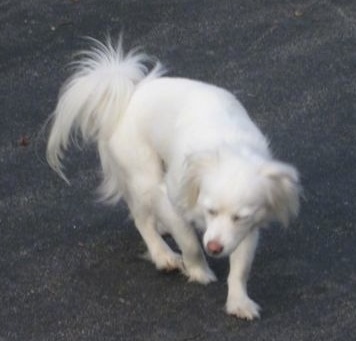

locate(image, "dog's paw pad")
[[226, 297, 261, 320]]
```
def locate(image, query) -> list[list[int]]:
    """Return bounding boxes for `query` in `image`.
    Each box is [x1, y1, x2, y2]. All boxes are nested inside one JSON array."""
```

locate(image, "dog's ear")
[[261, 161, 300, 227], [178, 152, 217, 211]]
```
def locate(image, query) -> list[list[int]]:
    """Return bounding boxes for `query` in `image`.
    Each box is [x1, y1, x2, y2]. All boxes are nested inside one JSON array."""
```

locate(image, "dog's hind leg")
[[108, 140, 183, 272], [124, 170, 184, 272], [154, 186, 217, 284], [131, 209, 184, 272]]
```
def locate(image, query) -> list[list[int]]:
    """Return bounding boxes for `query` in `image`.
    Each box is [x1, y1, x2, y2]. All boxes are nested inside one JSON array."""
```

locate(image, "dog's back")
[[119, 77, 269, 168]]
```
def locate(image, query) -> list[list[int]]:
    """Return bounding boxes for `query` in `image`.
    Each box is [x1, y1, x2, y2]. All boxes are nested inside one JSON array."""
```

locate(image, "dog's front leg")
[[226, 229, 260, 320]]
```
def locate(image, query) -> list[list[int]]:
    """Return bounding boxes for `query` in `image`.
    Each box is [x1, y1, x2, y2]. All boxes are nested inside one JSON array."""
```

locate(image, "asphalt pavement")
[[1, 0, 355, 340]]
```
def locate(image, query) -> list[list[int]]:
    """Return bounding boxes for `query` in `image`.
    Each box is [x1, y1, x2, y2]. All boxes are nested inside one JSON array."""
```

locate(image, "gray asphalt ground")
[[1, 0, 355, 340]]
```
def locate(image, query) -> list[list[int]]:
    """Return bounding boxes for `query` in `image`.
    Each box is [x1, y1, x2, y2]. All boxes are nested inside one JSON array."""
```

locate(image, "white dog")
[[47, 38, 300, 320]]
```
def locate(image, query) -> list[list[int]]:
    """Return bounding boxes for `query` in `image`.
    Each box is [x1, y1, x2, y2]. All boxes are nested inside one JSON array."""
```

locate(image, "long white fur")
[[47, 38, 300, 320], [47, 37, 165, 184]]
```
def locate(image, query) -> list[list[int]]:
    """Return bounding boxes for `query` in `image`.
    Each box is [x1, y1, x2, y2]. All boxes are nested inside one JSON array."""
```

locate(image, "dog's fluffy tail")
[[46, 37, 165, 182]]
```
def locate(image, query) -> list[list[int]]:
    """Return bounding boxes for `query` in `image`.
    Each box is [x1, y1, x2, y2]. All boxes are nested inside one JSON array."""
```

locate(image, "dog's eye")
[[231, 214, 240, 222], [207, 208, 218, 216]]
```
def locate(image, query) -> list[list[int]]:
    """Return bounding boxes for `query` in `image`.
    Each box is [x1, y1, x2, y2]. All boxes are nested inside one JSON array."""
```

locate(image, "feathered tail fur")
[[46, 37, 166, 189]]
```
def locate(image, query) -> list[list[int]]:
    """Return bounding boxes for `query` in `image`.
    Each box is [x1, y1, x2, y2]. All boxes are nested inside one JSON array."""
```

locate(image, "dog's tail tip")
[[46, 148, 70, 185]]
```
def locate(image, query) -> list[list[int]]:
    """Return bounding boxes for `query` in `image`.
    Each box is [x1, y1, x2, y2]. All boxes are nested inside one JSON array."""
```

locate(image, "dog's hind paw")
[[226, 296, 261, 320], [141, 250, 184, 272], [186, 265, 217, 285]]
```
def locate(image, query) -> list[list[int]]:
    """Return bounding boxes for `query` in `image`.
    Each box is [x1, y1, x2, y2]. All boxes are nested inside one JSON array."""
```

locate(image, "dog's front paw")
[[185, 265, 217, 285], [226, 296, 261, 320]]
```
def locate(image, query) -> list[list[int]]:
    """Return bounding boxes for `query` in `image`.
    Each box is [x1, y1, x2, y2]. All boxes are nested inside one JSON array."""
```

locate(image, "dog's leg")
[[116, 148, 184, 273], [132, 211, 184, 272], [226, 229, 260, 320], [155, 188, 216, 284]]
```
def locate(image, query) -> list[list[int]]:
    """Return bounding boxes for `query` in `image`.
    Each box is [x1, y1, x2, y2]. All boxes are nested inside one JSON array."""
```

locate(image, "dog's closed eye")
[[231, 214, 241, 222], [207, 208, 218, 216]]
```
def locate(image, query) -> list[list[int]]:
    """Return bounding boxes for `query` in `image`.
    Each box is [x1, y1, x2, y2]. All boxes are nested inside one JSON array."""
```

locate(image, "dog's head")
[[178, 150, 300, 257]]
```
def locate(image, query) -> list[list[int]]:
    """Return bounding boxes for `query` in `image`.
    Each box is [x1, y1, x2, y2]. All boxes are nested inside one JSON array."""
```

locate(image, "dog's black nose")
[[207, 241, 223, 255]]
